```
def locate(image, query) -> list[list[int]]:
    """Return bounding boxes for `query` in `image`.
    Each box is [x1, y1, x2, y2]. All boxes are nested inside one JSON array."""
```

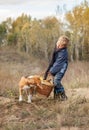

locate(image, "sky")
[[0, 0, 88, 23]]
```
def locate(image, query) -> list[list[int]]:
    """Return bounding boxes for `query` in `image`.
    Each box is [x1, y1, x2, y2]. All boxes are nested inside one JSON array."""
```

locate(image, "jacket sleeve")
[[43, 47, 56, 80], [49, 50, 67, 75]]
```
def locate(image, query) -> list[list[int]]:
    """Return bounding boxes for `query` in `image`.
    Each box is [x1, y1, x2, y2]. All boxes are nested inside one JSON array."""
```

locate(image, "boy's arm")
[[43, 48, 55, 80], [43, 57, 54, 80]]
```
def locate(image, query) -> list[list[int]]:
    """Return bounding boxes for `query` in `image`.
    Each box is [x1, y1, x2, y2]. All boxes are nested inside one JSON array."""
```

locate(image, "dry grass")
[[0, 48, 46, 98], [61, 96, 89, 127], [0, 48, 89, 130], [63, 61, 89, 89]]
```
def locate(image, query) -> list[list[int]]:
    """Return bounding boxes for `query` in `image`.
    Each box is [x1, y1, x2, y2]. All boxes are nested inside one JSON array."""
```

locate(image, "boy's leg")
[[54, 72, 64, 95], [54, 63, 68, 98], [54, 74, 67, 100]]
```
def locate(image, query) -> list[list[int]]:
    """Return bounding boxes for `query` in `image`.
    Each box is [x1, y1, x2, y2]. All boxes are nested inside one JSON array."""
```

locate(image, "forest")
[[0, 1, 89, 62]]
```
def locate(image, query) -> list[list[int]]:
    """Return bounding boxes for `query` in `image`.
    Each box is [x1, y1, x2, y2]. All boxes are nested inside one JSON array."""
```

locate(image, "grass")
[[61, 96, 89, 127], [63, 61, 89, 89], [0, 48, 89, 129]]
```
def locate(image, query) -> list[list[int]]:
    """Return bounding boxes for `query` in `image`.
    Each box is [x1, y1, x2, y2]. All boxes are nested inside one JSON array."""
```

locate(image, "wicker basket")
[[20, 75, 54, 97], [36, 81, 54, 97]]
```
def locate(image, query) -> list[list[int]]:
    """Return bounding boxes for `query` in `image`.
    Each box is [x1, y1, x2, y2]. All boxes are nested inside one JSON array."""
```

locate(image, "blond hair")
[[56, 35, 69, 48]]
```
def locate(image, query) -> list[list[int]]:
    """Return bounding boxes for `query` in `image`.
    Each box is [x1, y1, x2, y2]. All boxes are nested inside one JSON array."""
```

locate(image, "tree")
[[12, 14, 31, 51], [41, 17, 61, 60], [65, 1, 89, 61], [0, 23, 7, 45]]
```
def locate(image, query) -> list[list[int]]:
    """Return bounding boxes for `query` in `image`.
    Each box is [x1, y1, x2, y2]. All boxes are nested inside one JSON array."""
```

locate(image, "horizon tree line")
[[0, 1, 89, 62]]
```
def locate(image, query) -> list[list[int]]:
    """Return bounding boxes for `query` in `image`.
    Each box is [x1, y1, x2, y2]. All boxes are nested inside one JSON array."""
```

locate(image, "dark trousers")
[[53, 63, 68, 94]]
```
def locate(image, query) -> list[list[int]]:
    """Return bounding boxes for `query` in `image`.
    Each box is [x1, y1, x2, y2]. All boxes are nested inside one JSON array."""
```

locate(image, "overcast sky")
[[0, 0, 88, 23]]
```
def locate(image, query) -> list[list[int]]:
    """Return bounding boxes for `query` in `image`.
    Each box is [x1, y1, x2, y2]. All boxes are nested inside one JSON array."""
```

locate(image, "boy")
[[44, 35, 69, 100]]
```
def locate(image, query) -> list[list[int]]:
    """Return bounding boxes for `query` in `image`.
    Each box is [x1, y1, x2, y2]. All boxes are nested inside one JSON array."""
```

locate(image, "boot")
[[61, 91, 68, 101], [54, 89, 61, 100]]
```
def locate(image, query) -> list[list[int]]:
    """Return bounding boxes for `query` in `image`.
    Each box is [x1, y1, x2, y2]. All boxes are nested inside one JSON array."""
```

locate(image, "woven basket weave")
[[36, 80, 54, 97], [20, 76, 54, 97]]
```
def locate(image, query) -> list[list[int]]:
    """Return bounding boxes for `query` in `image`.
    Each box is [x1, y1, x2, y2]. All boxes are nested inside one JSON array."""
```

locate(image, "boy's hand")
[[43, 71, 48, 80], [48, 72, 53, 77], [43, 71, 53, 80]]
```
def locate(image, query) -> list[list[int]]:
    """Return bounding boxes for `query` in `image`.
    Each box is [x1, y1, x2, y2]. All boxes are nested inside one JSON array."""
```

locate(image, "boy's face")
[[56, 37, 69, 49], [56, 43, 64, 49], [56, 38, 64, 48], [57, 37, 63, 44]]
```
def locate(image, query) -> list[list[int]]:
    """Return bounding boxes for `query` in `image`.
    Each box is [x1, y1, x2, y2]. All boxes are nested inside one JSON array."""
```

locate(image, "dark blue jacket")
[[44, 47, 68, 79]]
